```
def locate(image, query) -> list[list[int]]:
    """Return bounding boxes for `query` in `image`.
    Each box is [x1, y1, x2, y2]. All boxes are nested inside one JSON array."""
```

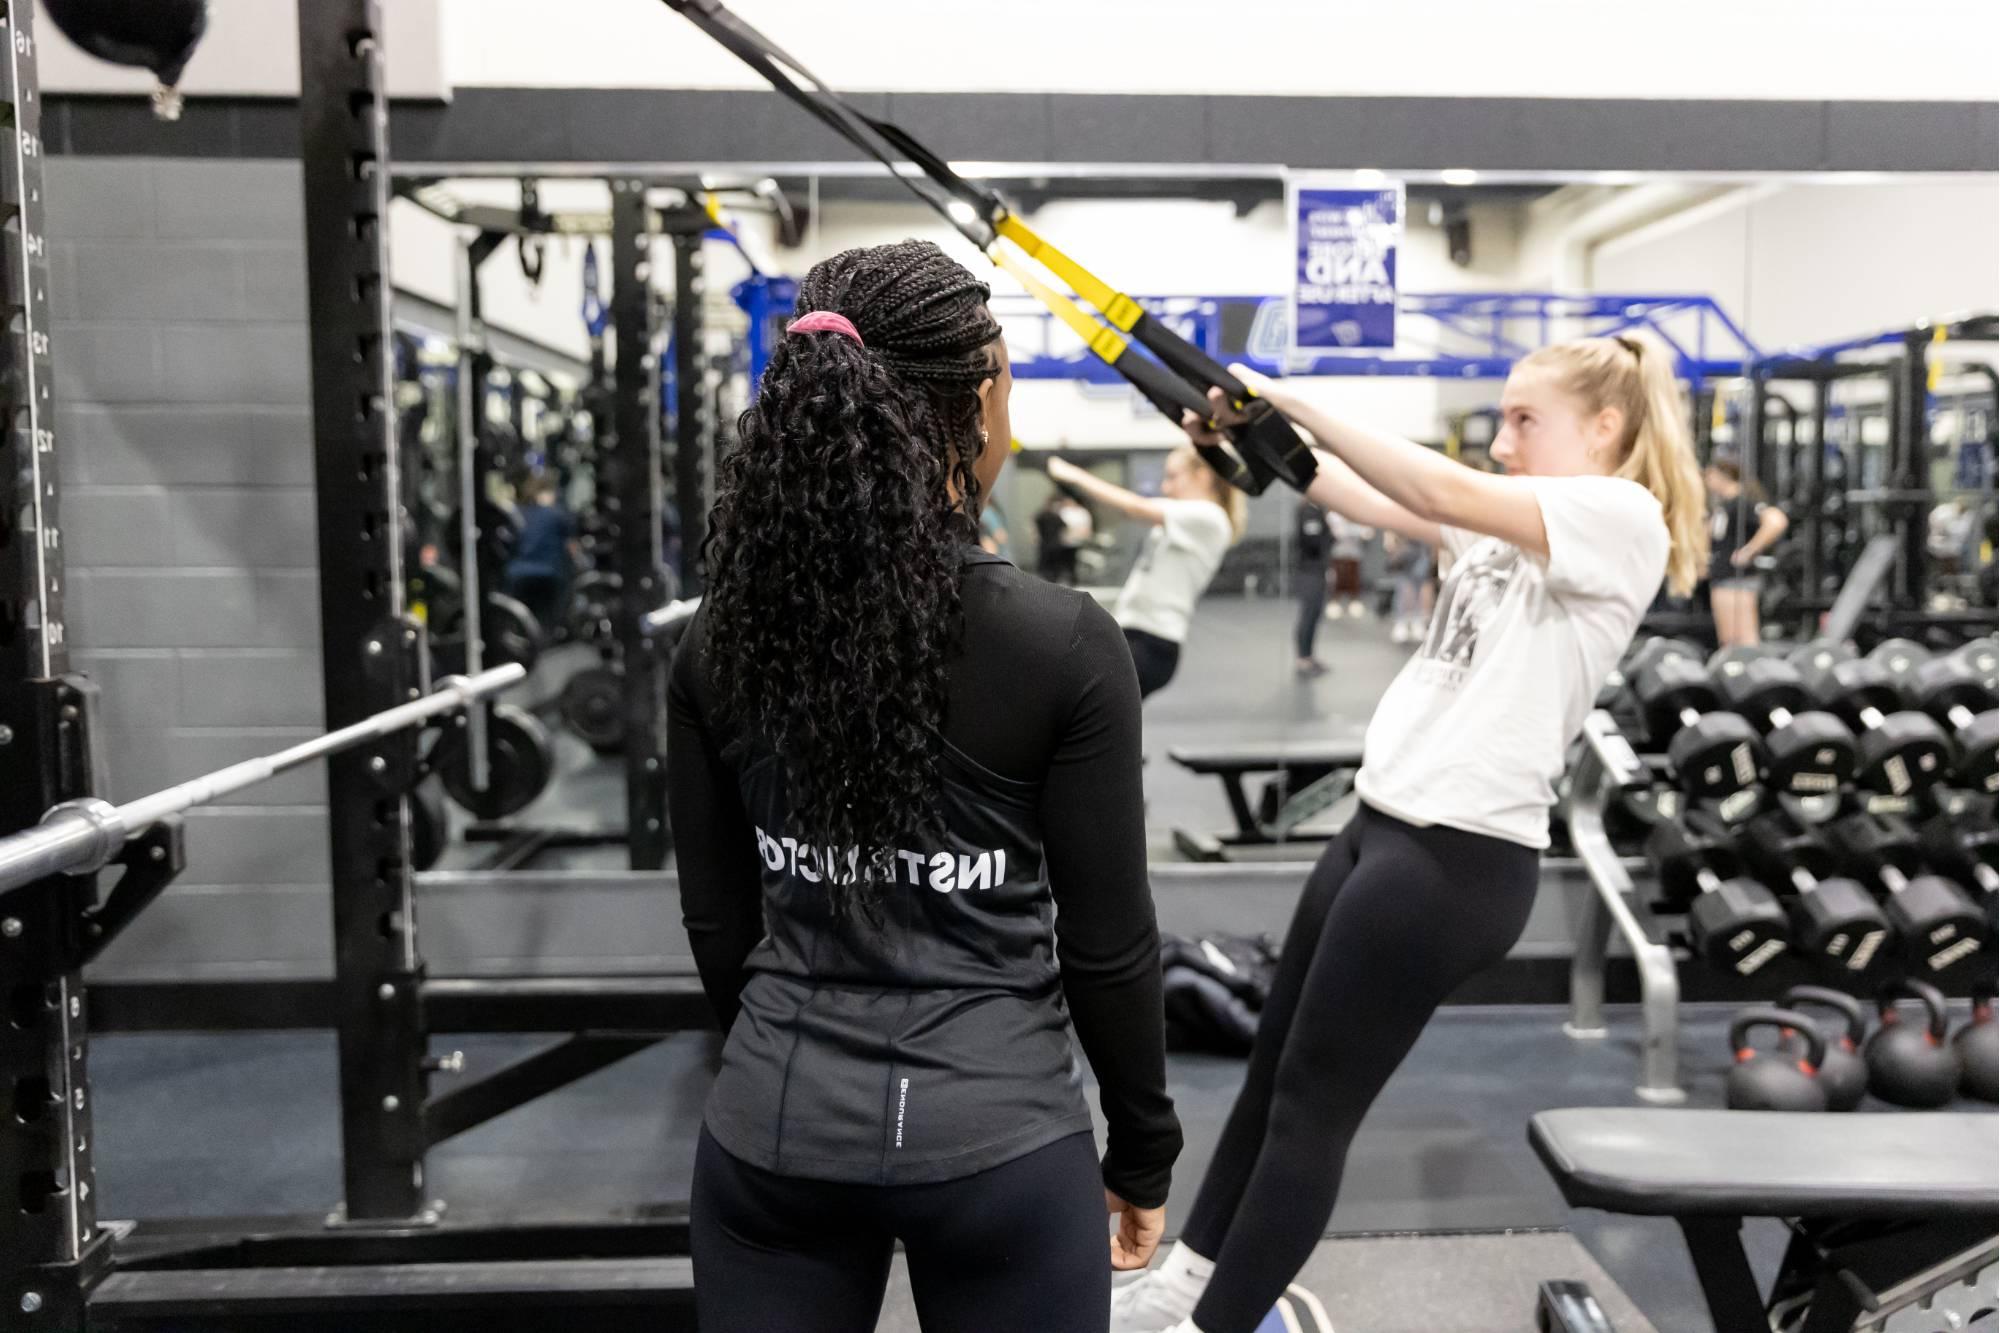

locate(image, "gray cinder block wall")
[[47, 157, 334, 980]]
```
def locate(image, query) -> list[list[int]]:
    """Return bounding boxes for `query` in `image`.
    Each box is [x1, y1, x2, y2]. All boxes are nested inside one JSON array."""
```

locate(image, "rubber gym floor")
[[91, 596, 1993, 1331]]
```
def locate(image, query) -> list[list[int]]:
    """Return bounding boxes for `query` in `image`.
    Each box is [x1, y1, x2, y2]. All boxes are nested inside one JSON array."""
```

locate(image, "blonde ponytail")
[[1517, 331, 1706, 597], [1171, 442, 1249, 543]]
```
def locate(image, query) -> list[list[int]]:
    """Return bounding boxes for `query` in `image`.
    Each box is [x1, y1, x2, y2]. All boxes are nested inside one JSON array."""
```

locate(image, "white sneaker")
[[1110, 1271, 1199, 1333]]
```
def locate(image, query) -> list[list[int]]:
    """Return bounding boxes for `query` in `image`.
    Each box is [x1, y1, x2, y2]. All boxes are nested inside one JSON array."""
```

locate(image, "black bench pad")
[[1530, 1108, 1998, 1221]]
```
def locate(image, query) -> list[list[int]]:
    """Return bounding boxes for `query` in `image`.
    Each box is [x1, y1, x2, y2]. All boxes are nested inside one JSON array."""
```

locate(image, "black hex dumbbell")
[[1919, 798, 1999, 940], [1709, 654, 1856, 796], [1901, 647, 1999, 796], [1629, 639, 1766, 799], [1735, 807, 1896, 986], [1646, 812, 1790, 976], [1825, 811, 1987, 985], [1798, 653, 1950, 799]]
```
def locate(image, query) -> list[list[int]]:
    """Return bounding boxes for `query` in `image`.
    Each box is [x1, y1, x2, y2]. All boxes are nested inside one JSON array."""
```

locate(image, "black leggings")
[[1123, 627, 1181, 700], [1181, 804, 1538, 1333], [692, 1127, 1110, 1333]]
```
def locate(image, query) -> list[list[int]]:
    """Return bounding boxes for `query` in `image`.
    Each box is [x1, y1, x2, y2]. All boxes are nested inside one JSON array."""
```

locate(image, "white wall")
[[1588, 179, 2000, 350], [437, 0, 2000, 101], [384, 173, 2000, 437], [793, 193, 1530, 445], [34, 0, 448, 99]]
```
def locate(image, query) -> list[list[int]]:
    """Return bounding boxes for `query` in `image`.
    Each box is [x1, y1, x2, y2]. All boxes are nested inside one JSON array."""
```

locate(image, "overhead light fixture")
[[1440, 168, 1480, 186]]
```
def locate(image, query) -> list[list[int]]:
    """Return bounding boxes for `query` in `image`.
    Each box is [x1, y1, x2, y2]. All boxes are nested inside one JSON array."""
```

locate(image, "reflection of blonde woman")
[[1114, 333, 1706, 1333], [1704, 449, 1788, 648], [1046, 447, 1246, 699]]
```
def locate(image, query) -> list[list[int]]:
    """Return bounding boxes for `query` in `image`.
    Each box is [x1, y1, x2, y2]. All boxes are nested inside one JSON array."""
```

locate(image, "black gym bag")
[[1160, 933, 1279, 1056]]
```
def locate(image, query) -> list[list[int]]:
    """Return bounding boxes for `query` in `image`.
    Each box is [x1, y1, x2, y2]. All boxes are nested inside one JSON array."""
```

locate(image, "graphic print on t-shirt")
[[1417, 540, 1522, 682]]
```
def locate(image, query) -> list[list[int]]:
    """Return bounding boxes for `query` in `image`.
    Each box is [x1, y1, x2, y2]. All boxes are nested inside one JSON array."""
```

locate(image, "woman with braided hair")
[[668, 239, 1181, 1332]]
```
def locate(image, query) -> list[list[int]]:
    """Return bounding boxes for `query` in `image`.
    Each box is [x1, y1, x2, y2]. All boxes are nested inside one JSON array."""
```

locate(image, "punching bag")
[[43, 0, 209, 120]]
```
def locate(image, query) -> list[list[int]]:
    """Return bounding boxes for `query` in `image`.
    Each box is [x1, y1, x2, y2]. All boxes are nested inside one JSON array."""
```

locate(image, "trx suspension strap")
[[659, 0, 1316, 496]]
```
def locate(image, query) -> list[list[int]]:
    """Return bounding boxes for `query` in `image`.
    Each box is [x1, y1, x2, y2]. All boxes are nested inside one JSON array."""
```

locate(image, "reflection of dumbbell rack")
[[1561, 635, 1999, 1101]]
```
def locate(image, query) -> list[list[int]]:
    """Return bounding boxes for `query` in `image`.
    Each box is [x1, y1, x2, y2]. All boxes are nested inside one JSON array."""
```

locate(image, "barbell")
[[0, 664, 524, 896]]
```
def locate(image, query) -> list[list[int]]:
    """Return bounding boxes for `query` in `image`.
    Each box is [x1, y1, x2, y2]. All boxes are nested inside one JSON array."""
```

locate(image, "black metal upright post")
[[1892, 329, 1934, 611], [664, 210, 712, 596], [297, 0, 430, 1222], [1806, 381, 1829, 602], [0, 5, 110, 1324], [608, 184, 669, 869]]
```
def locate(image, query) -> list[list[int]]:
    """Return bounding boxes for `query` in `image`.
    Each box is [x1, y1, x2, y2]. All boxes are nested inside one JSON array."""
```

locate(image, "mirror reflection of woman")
[[1703, 450, 1788, 648], [1046, 450, 1246, 701]]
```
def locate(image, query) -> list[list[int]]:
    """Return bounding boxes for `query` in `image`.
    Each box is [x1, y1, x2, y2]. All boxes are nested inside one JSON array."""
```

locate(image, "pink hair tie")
[[786, 311, 864, 346]]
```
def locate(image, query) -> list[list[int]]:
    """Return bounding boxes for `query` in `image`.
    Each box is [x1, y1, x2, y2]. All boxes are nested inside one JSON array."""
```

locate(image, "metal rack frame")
[[0, 2, 110, 1322], [0, 6, 705, 1324], [1559, 713, 1689, 1103]]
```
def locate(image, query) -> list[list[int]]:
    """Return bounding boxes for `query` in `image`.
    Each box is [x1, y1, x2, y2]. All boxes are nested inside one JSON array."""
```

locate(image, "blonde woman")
[[1113, 333, 1707, 1333], [1047, 447, 1247, 699]]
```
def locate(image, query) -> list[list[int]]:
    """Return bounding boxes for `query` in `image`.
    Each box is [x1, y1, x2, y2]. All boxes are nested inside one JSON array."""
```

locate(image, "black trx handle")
[[659, 0, 1315, 496]]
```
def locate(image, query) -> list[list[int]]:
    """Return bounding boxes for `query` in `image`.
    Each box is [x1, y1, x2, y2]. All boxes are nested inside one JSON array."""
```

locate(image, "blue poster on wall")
[[1288, 179, 1404, 353]]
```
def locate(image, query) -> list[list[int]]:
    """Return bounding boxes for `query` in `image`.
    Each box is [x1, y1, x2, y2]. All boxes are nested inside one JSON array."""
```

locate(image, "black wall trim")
[[45, 89, 2000, 174]]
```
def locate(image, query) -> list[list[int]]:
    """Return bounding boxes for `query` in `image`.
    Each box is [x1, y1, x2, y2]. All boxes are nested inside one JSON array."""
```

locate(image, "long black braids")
[[700, 239, 1002, 917]]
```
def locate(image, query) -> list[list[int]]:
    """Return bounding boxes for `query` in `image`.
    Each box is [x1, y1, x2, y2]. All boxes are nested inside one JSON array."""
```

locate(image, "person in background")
[[1383, 531, 1434, 645], [1291, 498, 1332, 677], [1047, 448, 1246, 700], [1112, 332, 1705, 1333], [669, 240, 1179, 1333], [502, 473, 581, 639], [1703, 449, 1787, 648], [1327, 513, 1370, 618], [1036, 490, 1080, 585]]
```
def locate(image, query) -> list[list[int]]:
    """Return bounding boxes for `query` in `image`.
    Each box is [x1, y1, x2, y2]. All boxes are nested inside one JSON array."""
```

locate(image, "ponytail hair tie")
[[787, 311, 865, 346]]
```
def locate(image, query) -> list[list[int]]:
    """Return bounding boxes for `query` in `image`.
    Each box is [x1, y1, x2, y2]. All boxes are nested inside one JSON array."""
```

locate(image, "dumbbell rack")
[[1561, 713, 1691, 1102]]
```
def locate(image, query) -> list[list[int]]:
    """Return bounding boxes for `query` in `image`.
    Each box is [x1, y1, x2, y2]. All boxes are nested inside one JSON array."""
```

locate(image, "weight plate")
[[482, 593, 543, 673], [561, 664, 627, 754], [438, 703, 555, 821], [408, 565, 463, 630]]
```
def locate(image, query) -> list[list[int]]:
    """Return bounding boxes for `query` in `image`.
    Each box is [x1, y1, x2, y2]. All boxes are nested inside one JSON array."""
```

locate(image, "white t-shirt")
[[1112, 498, 1234, 644], [1355, 475, 1669, 848]]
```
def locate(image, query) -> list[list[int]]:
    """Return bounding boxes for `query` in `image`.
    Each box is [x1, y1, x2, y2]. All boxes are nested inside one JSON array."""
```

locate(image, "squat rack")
[[1745, 313, 1997, 643], [396, 173, 743, 870], [1, 4, 704, 1326]]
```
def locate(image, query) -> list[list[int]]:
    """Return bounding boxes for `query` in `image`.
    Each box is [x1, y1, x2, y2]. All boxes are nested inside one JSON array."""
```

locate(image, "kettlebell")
[[1955, 996, 1997, 1103], [1727, 1006, 1828, 1111], [1779, 986, 1869, 1111], [1864, 978, 1960, 1109]]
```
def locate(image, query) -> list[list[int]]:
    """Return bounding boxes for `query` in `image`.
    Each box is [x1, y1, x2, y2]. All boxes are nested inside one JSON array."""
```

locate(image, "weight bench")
[[1167, 741, 1365, 861], [1530, 1108, 1999, 1332]]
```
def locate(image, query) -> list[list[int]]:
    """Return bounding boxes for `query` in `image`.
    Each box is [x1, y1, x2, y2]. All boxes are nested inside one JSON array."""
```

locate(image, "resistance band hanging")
[[659, 0, 1317, 496]]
